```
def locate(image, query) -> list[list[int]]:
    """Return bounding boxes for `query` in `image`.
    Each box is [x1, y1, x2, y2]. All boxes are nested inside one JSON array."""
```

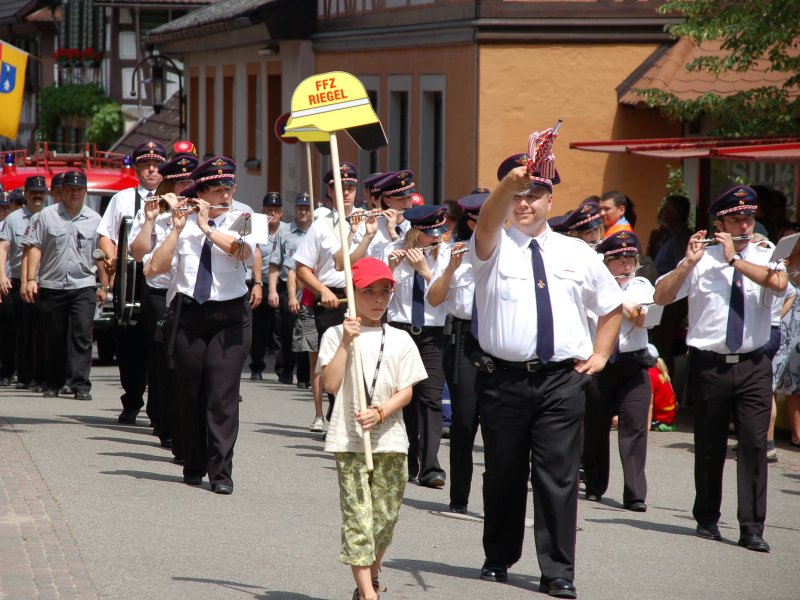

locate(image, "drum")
[[113, 217, 142, 324]]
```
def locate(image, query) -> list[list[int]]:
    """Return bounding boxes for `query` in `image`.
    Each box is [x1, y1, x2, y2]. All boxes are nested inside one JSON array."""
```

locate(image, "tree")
[[636, 0, 800, 137]]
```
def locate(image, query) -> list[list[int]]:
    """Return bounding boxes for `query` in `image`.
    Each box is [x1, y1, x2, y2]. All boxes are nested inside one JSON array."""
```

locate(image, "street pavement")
[[1, 363, 799, 600]]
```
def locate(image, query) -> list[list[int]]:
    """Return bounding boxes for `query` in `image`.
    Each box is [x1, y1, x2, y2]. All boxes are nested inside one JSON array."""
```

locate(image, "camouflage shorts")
[[335, 452, 407, 566]]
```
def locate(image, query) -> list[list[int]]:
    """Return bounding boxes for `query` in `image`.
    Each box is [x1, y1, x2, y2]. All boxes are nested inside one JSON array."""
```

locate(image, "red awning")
[[570, 136, 800, 162]]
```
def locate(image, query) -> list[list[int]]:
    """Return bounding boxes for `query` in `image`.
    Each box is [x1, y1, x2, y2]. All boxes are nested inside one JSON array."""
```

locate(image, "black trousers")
[[583, 355, 651, 504], [38, 287, 95, 393], [112, 306, 148, 413], [11, 280, 45, 384], [174, 294, 251, 487], [443, 322, 480, 507], [689, 349, 771, 536], [142, 287, 175, 441], [477, 364, 588, 582], [249, 281, 280, 374], [393, 324, 447, 484], [0, 285, 16, 379], [278, 282, 310, 383]]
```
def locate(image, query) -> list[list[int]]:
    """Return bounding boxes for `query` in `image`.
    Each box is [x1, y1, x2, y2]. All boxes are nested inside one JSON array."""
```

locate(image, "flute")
[[693, 235, 752, 244], [614, 273, 635, 280], [346, 209, 384, 222]]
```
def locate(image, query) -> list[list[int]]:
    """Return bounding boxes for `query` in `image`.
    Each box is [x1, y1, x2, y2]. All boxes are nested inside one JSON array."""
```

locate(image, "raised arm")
[[474, 167, 534, 261]]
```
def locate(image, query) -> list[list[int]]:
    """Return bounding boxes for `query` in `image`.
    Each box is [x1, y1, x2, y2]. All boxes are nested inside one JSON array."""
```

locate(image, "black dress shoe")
[[32, 384, 44, 393], [278, 375, 293, 385], [172, 456, 186, 465], [183, 476, 202, 486], [249, 372, 262, 381], [480, 562, 507, 582], [296, 381, 310, 389], [159, 437, 173, 449], [539, 577, 577, 599], [42, 388, 59, 398], [584, 493, 602, 502], [212, 484, 233, 495], [738, 533, 770, 552], [15, 381, 29, 389], [625, 501, 647, 512], [441, 426, 451, 439], [74, 391, 92, 401], [696, 523, 722, 541], [449, 504, 468, 514], [0, 377, 10, 386], [117, 409, 138, 425], [60, 385, 73, 395], [419, 474, 446, 488]]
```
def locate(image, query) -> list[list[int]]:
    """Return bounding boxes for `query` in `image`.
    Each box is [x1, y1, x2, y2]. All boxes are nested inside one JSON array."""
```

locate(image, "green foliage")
[[636, 0, 800, 137], [665, 165, 689, 197], [85, 103, 123, 150], [39, 83, 109, 141]]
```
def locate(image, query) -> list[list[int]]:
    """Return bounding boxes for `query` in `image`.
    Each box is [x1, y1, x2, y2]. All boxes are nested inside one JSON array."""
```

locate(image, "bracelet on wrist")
[[253, 281, 263, 286], [370, 405, 385, 424]]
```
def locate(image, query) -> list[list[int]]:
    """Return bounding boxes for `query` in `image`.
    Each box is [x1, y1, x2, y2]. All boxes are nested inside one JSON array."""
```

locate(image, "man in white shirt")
[[470, 153, 622, 598], [654, 185, 787, 553]]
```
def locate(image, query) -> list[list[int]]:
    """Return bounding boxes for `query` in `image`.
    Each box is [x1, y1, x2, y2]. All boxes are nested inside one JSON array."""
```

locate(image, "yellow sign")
[[281, 125, 330, 143], [286, 71, 386, 151], [0, 42, 28, 140]]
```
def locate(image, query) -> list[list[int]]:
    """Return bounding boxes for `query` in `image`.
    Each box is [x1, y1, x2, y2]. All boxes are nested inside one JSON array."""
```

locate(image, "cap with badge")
[[132, 140, 167, 164], [295, 192, 311, 207], [708, 185, 758, 218], [559, 199, 602, 232], [263, 192, 282, 207], [323, 162, 358, 185], [404, 204, 448, 237], [7, 188, 24, 206], [377, 170, 416, 198], [496, 153, 561, 192], [24, 175, 48, 192], [596, 231, 640, 257], [172, 140, 198, 158], [548, 212, 571, 232], [61, 170, 87, 188], [363, 172, 385, 193], [50, 172, 65, 190], [457, 191, 489, 218], [0, 192, 10, 206], [158, 155, 198, 181]]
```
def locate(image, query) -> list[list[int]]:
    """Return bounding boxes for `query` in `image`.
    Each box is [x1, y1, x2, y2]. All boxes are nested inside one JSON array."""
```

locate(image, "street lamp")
[[130, 53, 185, 136]]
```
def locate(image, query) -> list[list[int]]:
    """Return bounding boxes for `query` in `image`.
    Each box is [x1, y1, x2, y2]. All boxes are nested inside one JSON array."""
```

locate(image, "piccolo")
[[614, 273, 635, 280], [451, 244, 470, 256], [346, 210, 384, 221], [174, 204, 233, 212], [693, 235, 752, 244]]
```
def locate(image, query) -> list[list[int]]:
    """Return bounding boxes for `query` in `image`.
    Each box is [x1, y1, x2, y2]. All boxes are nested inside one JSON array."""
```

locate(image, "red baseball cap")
[[351, 258, 395, 289]]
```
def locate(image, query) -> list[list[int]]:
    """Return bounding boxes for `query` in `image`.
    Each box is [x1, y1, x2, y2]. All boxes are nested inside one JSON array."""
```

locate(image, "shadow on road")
[[255, 427, 324, 441], [173, 576, 326, 599], [88, 436, 157, 447], [97, 451, 172, 463], [386, 557, 539, 592], [99, 469, 182, 483]]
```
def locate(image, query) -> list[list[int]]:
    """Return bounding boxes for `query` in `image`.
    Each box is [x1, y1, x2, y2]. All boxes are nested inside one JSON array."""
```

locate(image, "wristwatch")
[[253, 281, 263, 286], [729, 253, 742, 266], [204, 225, 216, 240]]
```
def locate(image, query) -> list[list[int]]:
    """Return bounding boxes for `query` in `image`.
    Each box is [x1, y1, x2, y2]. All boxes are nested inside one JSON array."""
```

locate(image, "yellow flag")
[[0, 41, 28, 140]]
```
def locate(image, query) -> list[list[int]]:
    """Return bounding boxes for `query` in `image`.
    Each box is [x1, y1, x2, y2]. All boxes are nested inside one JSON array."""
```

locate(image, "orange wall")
[[478, 44, 682, 244], [315, 45, 476, 200]]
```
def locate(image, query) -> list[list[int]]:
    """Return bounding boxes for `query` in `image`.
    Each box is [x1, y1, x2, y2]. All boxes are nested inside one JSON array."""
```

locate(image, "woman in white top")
[[145, 156, 255, 495], [385, 204, 450, 488], [582, 231, 654, 511]]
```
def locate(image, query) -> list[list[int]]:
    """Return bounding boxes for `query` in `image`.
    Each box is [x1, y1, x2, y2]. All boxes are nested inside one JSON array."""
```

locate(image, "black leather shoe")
[[539, 577, 577, 599], [738, 533, 770, 552], [159, 437, 173, 449], [212, 484, 233, 495], [183, 476, 202, 486], [441, 426, 451, 439], [696, 523, 722, 541], [0, 377, 10, 386], [74, 391, 92, 401], [408, 476, 418, 485], [419, 475, 446, 488], [42, 388, 59, 398], [625, 501, 647, 512], [172, 456, 186, 465], [296, 381, 310, 389], [278, 375, 293, 385], [32, 383, 44, 393], [60, 385, 73, 395], [249, 372, 262, 381], [480, 562, 507, 582], [15, 381, 30, 390], [117, 409, 138, 425], [449, 504, 468, 514], [585, 493, 602, 502]]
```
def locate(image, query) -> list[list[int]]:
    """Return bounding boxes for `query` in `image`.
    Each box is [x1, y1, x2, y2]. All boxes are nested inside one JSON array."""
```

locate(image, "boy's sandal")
[[351, 578, 382, 600]]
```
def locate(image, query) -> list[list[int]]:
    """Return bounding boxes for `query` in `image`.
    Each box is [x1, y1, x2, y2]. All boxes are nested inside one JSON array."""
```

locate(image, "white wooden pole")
[[304, 142, 315, 214], [329, 131, 373, 471]]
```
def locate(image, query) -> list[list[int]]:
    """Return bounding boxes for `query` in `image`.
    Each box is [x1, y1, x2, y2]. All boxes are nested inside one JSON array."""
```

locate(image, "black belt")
[[451, 316, 471, 325], [693, 348, 764, 365], [146, 286, 168, 296], [389, 321, 444, 336], [487, 355, 573, 374], [177, 292, 248, 307]]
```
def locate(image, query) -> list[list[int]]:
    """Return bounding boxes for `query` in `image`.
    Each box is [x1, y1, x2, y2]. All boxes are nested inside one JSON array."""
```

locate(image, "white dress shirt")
[[97, 185, 153, 243], [292, 213, 354, 289], [130, 209, 174, 290], [353, 218, 411, 260], [664, 242, 785, 353], [170, 210, 256, 302], [617, 276, 655, 353], [470, 225, 622, 362], [427, 251, 475, 320], [384, 239, 450, 326]]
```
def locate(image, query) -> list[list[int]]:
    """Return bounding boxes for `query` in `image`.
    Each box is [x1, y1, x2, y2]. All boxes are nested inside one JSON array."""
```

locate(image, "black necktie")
[[412, 271, 425, 328], [726, 269, 744, 352], [396, 224, 403, 237], [194, 219, 215, 304], [530, 239, 554, 363]]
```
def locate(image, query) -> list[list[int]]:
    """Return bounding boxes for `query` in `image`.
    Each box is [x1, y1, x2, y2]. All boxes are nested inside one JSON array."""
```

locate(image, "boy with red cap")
[[318, 257, 427, 600]]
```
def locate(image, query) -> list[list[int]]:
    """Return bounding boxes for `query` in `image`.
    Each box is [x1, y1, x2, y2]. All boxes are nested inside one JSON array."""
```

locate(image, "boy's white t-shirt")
[[318, 324, 427, 453]]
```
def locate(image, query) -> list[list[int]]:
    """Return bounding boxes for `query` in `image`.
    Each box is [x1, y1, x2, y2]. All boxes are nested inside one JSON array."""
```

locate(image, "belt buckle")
[[526, 360, 542, 373], [410, 325, 423, 335], [725, 354, 740, 364]]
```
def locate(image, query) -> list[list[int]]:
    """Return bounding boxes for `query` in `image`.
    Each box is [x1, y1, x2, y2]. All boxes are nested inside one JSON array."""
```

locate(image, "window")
[[388, 76, 411, 171], [358, 76, 380, 179], [189, 73, 199, 142], [204, 68, 215, 156], [419, 75, 446, 204], [266, 64, 282, 190], [223, 66, 235, 158], [247, 64, 262, 171]]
